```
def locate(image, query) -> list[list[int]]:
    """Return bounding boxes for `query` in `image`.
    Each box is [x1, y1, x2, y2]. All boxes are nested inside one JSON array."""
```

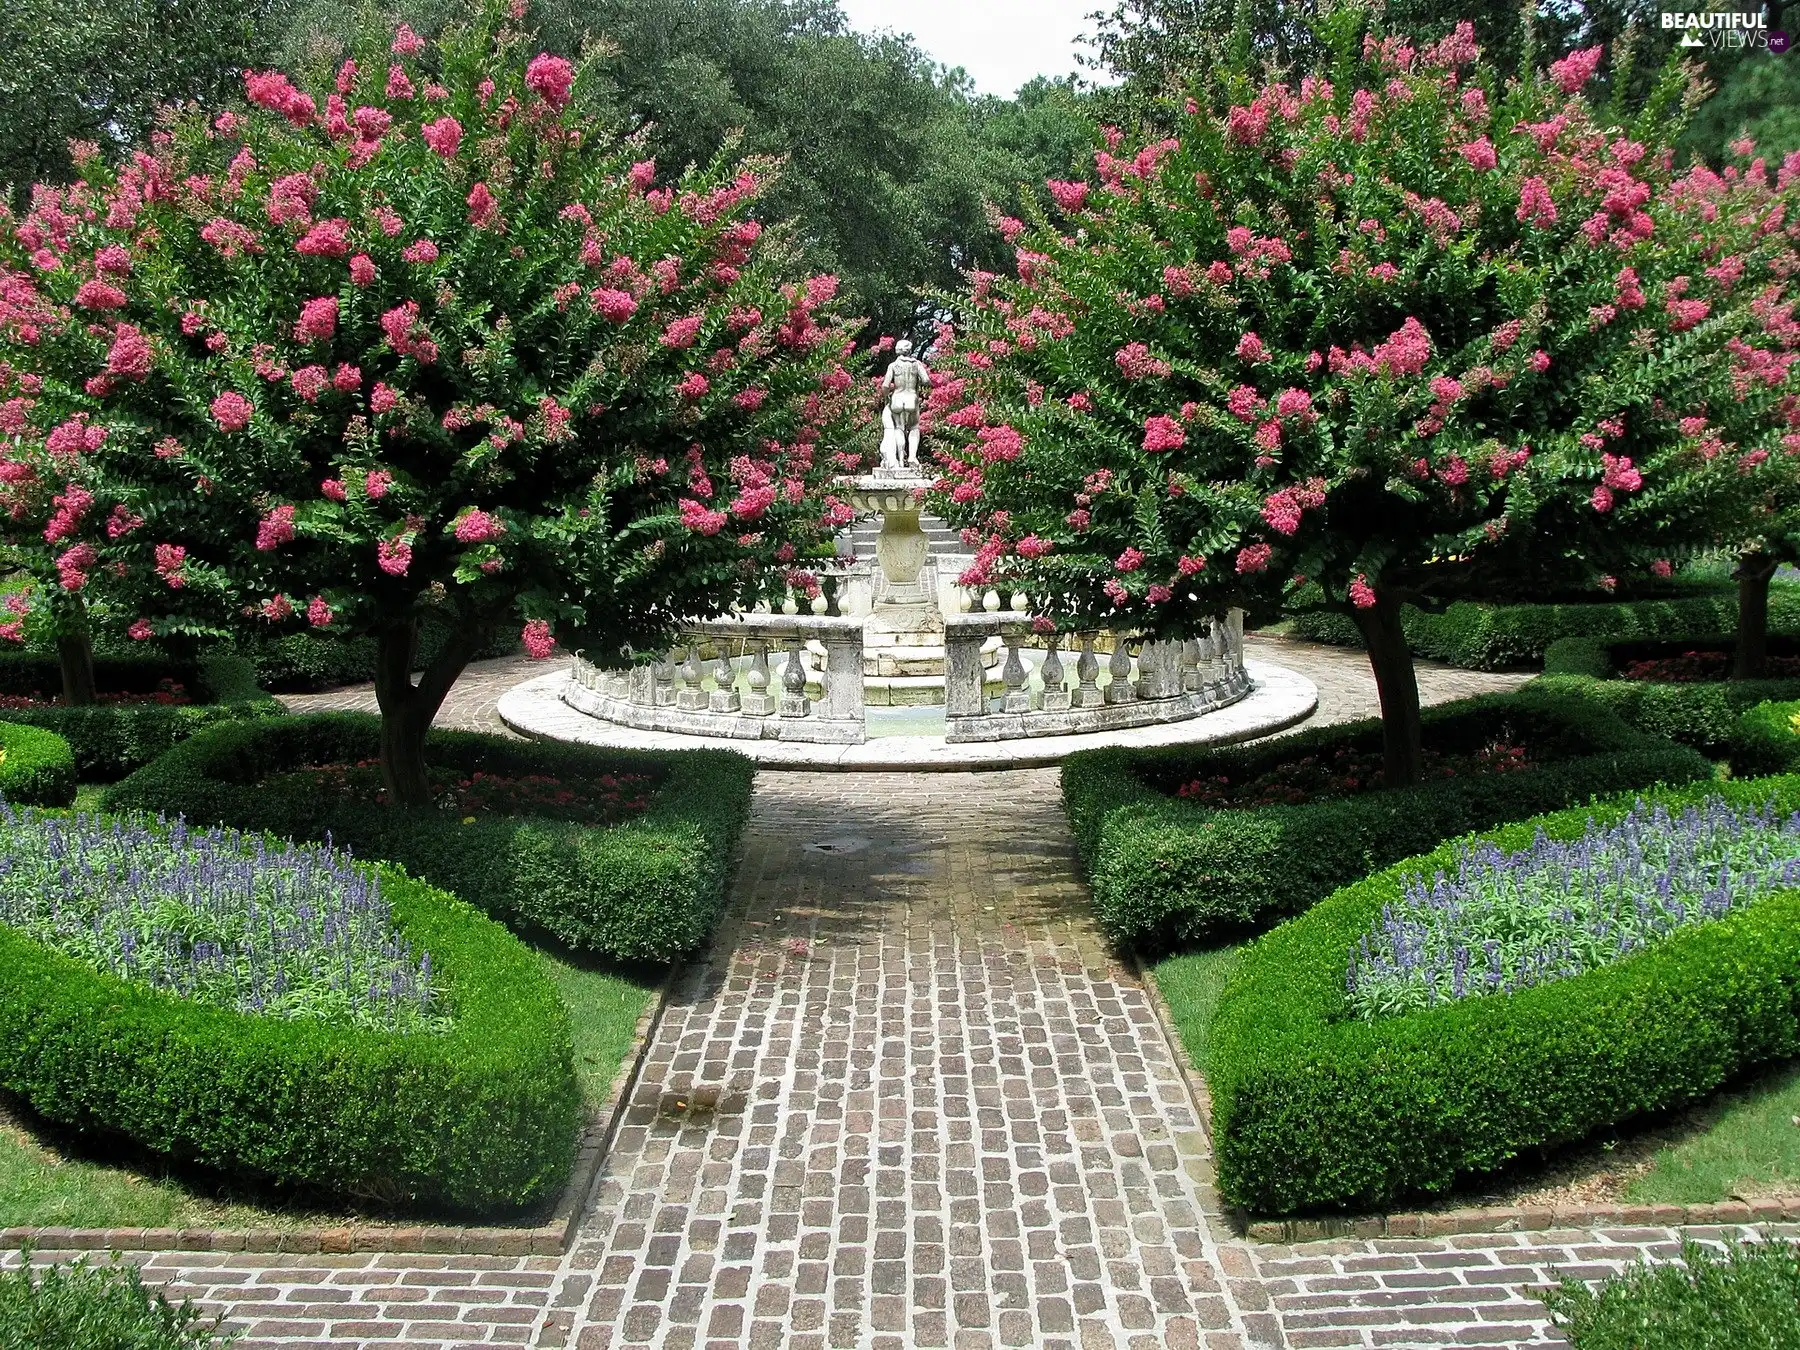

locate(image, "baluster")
[[779, 637, 812, 718], [1001, 638, 1030, 713], [677, 644, 707, 710], [1074, 633, 1102, 709], [944, 626, 986, 718], [1106, 636, 1135, 704], [709, 646, 740, 713], [742, 640, 775, 716], [1041, 634, 1069, 711], [630, 662, 655, 706], [654, 652, 677, 706], [1181, 637, 1202, 694], [1135, 638, 1159, 701]]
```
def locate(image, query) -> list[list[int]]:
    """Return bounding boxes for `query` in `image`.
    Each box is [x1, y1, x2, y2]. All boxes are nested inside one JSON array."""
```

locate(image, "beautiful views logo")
[[1661, 9, 1783, 50]]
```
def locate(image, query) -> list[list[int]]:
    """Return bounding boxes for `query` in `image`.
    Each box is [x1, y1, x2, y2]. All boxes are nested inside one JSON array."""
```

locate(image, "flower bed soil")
[[1172, 739, 1533, 809], [262, 760, 655, 826], [1624, 648, 1800, 683], [0, 680, 192, 710]]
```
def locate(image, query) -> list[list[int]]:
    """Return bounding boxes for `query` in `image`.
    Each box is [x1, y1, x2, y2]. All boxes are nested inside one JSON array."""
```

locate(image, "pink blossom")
[[1225, 100, 1270, 147], [376, 537, 411, 574], [306, 595, 333, 627], [1527, 350, 1550, 373], [677, 372, 709, 400], [1549, 44, 1604, 94], [679, 498, 727, 535], [1516, 177, 1557, 228], [74, 279, 127, 310], [294, 296, 338, 341], [1114, 342, 1170, 379], [365, 470, 393, 499], [1591, 484, 1614, 513], [1235, 332, 1271, 364], [106, 324, 153, 380], [1046, 179, 1089, 211], [256, 503, 297, 550], [391, 23, 424, 53], [1114, 547, 1144, 573], [42, 484, 93, 542], [386, 63, 414, 100], [56, 542, 96, 591], [1349, 575, 1377, 608], [521, 618, 557, 659], [629, 159, 657, 192], [1614, 267, 1645, 310], [1236, 544, 1272, 574], [1666, 297, 1710, 333], [295, 219, 351, 257], [1146, 585, 1173, 604], [321, 478, 346, 501], [211, 391, 253, 431], [290, 365, 329, 402], [1177, 555, 1205, 576], [127, 618, 154, 641], [1102, 580, 1130, 605], [466, 182, 498, 227], [1601, 453, 1642, 492], [454, 509, 506, 543], [106, 504, 143, 538], [1016, 534, 1052, 559], [592, 287, 637, 322], [243, 71, 315, 126], [420, 116, 462, 156], [1367, 262, 1400, 283], [154, 543, 187, 588], [732, 387, 768, 411], [525, 54, 576, 108], [1650, 559, 1673, 578], [333, 364, 362, 393], [662, 315, 704, 348], [1457, 137, 1497, 171], [370, 382, 399, 414], [1142, 415, 1186, 452], [259, 594, 294, 621]]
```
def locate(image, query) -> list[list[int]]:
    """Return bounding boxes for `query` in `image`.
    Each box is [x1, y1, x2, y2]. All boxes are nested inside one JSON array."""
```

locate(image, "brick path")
[[11, 641, 1773, 1349]]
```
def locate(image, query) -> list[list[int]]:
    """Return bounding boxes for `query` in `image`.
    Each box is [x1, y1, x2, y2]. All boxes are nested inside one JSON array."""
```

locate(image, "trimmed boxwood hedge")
[[1730, 699, 1800, 776], [1063, 689, 1711, 951], [1207, 775, 1800, 1216], [1531, 673, 1800, 759], [0, 851, 579, 1214], [0, 722, 75, 807], [1289, 582, 1800, 670], [245, 626, 518, 693], [104, 714, 753, 964], [0, 653, 284, 781]]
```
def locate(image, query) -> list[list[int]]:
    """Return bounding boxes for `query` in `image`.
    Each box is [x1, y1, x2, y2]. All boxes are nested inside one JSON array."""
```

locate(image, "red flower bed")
[[0, 679, 191, 709], [1172, 740, 1534, 809], [1622, 649, 1800, 683], [265, 760, 655, 826]]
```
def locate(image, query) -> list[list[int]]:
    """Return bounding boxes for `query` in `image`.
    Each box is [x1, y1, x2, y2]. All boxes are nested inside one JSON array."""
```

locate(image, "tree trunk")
[[1351, 591, 1424, 788], [1736, 550, 1779, 680], [371, 620, 479, 808], [56, 625, 97, 706]]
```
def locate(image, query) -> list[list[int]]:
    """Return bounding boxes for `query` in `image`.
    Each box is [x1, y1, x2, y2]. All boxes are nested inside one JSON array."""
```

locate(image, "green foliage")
[[0, 722, 75, 806], [241, 622, 515, 692], [1542, 1239, 1800, 1350], [0, 1250, 237, 1349], [1293, 584, 1800, 669], [0, 852, 579, 1213], [1535, 673, 1800, 759], [1729, 699, 1800, 776], [1206, 775, 1800, 1215], [1061, 689, 1711, 951], [104, 713, 753, 963]]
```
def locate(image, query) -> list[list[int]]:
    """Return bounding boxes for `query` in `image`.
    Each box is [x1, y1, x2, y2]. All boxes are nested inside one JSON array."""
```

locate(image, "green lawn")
[[0, 949, 656, 1229], [1153, 940, 1800, 1207]]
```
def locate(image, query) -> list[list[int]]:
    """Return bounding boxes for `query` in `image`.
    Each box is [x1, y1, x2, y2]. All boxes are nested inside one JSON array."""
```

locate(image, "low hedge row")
[[0, 653, 284, 781], [0, 723, 75, 807], [1208, 776, 1800, 1216], [0, 1252, 232, 1350], [246, 626, 517, 693], [1062, 689, 1711, 951], [1531, 673, 1800, 759], [0, 853, 579, 1214], [1288, 583, 1800, 670], [104, 714, 754, 964], [1730, 699, 1800, 776]]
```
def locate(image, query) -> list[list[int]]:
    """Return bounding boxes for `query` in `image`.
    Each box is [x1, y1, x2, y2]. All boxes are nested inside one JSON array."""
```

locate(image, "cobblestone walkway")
[[12, 641, 1771, 1349]]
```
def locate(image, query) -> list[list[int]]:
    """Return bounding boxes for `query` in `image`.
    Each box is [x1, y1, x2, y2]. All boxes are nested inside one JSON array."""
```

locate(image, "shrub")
[[1730, 699, 1800, 776], [1534, 673, 1800, 759], [1062, 689, 1711, 951], [104, 714, 752, 963], [1540, 1239, 1800, 1350], [0, 825, 579, 1213], [1292, 583, 1800, 670], [0, 722, 75, 806], [1207, 775, 1800, 1215], [243, 623, 518, 694], [0, 1250, 236, 1350]]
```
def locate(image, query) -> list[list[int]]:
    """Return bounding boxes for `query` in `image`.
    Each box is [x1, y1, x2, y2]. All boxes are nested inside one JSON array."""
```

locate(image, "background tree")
[[925, 12, 1800, 785], [0, 0, 296, 207], [0, 0, 870, 801]]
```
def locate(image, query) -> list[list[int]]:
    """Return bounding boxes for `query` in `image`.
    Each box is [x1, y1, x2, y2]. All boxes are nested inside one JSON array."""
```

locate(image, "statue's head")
[[894, 338, 914, 356]]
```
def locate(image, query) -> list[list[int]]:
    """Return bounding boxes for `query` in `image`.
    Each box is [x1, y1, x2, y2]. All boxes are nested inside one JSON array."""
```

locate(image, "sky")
[[836, 0, 1100, 96]]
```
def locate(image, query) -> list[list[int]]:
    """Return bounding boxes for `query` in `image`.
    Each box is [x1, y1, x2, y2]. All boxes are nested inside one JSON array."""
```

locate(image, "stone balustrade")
[[561, 607, 1249, 747], [942, 609, 1249, 743], [563, 613, 867, 745]]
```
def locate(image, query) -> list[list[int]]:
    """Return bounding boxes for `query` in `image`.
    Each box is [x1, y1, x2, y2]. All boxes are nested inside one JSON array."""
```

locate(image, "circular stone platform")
[[497, 658, 1318, 770]]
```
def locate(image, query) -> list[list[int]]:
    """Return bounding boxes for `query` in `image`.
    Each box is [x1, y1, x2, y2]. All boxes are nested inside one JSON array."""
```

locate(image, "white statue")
[[878, 338, 930, 473]]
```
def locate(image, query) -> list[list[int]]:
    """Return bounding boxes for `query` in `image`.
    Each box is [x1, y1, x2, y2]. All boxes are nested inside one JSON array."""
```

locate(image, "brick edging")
[[1132, 959, 1800, 1245], [1, 966, 675, 1259]]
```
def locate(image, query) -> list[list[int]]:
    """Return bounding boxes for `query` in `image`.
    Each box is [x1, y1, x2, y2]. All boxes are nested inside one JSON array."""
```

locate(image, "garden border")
[[0, 965, 674, 1258], [1135, 959, 1800, 1244]]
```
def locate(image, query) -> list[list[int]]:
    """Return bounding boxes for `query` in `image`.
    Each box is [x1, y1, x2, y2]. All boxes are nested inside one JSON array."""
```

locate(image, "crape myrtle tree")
[[925, 8, 1800, 786], [0, 0, 873, 803]]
